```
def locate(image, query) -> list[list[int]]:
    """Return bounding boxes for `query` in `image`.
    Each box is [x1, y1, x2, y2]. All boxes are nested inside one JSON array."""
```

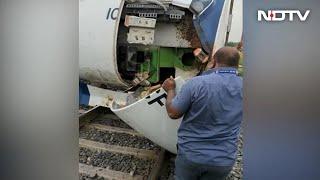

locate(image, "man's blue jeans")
[[175, 155, 232, 180]]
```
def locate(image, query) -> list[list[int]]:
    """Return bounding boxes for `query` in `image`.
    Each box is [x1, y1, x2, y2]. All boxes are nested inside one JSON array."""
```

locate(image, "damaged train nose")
[[80, 0, 232, 90], [111, 77, 186, 153]]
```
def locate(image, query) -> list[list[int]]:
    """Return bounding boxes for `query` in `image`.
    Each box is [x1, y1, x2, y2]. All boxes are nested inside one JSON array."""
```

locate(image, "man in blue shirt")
[[162, 47, 242, 180]]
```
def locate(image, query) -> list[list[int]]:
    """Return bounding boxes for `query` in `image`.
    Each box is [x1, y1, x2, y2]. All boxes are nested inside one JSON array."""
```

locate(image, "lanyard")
[[215, 69, 238, 75]]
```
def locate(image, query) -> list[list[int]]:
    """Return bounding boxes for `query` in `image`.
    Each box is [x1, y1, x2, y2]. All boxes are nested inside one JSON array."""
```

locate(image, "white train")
[[80, 0, 237, 153]]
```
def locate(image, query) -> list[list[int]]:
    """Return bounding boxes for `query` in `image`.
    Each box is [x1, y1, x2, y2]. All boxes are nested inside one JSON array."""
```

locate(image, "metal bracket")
[[127, 27, 155, 45], [125, 15, 157, 28]]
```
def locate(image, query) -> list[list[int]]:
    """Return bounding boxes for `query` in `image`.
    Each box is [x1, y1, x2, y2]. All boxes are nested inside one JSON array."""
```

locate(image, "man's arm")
[[165, 89, 184, 119], [162, 76, 191, 119]]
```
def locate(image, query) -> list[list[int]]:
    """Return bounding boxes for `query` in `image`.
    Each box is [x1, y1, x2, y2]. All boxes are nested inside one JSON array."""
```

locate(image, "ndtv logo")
[[258, 10, 310, 22]]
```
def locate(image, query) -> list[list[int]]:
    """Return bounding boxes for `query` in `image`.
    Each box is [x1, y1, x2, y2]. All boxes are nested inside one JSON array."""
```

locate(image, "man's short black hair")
[[213, 47, 240, 67]]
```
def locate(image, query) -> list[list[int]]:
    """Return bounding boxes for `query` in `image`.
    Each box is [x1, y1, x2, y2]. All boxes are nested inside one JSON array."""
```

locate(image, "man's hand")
[[162, 76, 183, 119], [162, 76, 176, 92]]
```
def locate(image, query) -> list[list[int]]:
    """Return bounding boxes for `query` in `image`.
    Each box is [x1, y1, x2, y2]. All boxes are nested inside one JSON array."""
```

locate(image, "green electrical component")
[[140, 47, 195, 84]]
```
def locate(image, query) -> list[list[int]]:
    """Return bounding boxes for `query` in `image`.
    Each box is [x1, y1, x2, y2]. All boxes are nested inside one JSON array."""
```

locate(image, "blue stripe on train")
[[79, 82, 90, 105], [193, 0, 225, 53]]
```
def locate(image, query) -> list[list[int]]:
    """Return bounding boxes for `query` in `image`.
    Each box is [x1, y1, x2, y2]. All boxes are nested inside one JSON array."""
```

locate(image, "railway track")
[[79, 106, 243, 180], [79, 106, 165, 180]]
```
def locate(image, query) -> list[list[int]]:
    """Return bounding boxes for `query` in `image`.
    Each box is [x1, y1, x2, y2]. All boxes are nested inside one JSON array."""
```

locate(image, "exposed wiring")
[[144, 0, 168, 11], [126, 0, 168, 11]]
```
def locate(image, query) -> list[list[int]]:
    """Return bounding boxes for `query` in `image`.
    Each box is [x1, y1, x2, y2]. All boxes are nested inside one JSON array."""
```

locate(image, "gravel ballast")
[[79, 173, 105, 180], [92, 116, 132, 129], [159, 154, 175, 180], [79, 127, 160, 150], [79, 147, 154, 176], [226, 132, 243, 180]]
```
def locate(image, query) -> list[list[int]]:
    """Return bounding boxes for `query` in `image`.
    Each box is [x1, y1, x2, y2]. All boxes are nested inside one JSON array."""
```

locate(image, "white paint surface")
[[172, 0, 193, 8], [87, 84, 127, 107], [228, 0, 242, 42], [111, 77, 186, 153], [79, 0, 128, 88], [213, 0, 232, 54]]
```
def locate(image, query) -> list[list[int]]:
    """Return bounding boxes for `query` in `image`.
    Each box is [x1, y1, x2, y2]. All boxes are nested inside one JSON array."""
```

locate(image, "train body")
[[80, 0, 236, 153], [80, 0, 233, 89]]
